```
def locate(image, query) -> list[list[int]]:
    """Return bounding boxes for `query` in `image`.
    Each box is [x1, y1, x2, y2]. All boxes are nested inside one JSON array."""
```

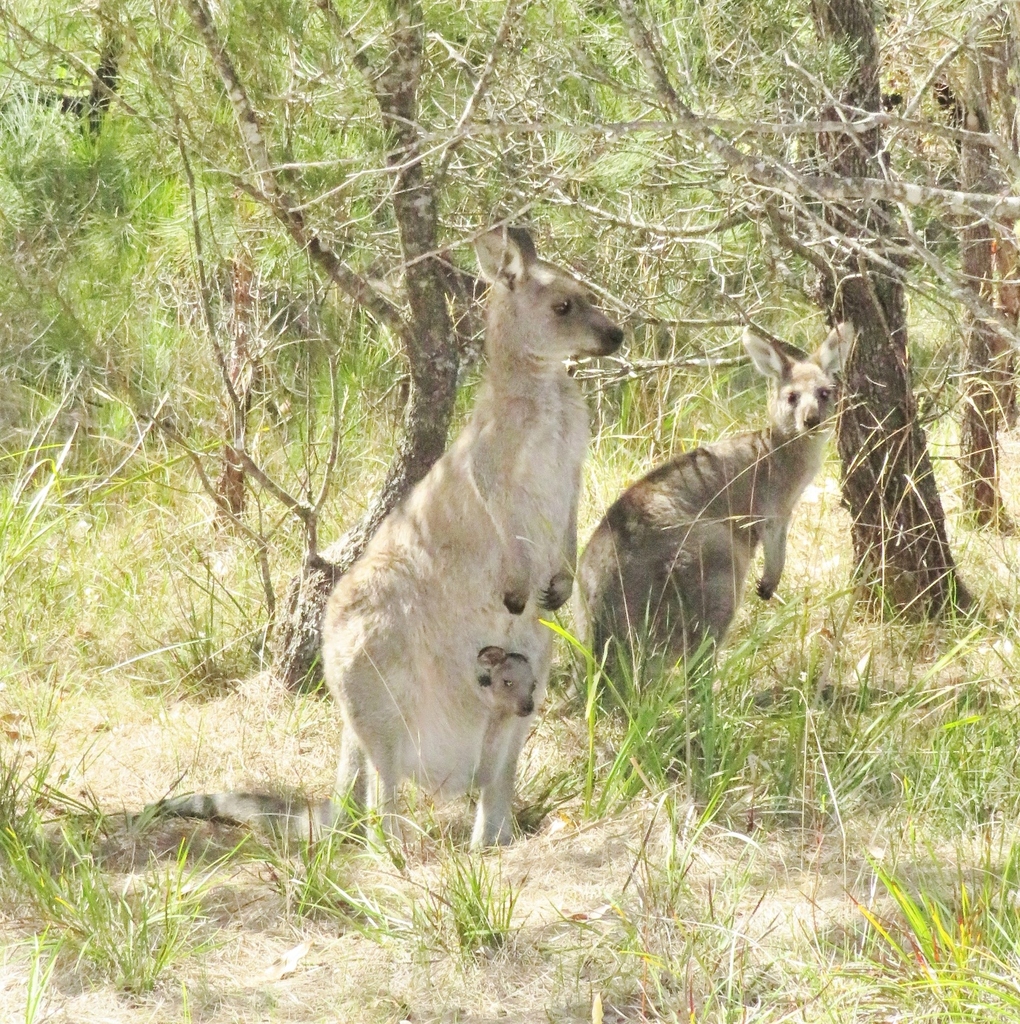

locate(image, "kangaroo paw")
[[756, 579, 775, 600], [539, 572, 572, 611]]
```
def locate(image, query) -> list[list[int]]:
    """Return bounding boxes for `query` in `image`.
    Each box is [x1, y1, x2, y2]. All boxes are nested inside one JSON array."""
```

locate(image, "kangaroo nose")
[[602, 325, 624, 352], [804, 411, 820, 428]]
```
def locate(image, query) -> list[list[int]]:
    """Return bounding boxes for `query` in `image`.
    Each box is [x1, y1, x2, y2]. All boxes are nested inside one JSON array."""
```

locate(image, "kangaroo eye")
[[818, 388, 831, 401], [553, 299, 572, 316], [787, 392, 799, 406]]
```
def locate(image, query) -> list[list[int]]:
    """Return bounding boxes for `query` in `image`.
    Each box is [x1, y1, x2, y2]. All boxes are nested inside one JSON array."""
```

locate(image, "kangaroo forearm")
[[757, 524, 788, 599], [536, 493, 579, 610], [502, 535, 534, 614], [564, 496, 578, 570]]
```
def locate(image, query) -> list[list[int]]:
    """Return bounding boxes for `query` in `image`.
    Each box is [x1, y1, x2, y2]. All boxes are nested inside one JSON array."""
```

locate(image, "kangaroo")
[[576, 323, 852, 671], [476, 646, 538, 719], [474, 646, 538, 801], [154, 226, 622, 847]]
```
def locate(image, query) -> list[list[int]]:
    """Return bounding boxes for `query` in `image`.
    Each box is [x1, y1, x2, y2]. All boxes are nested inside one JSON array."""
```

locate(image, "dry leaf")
[[1, 712, 24, 739], [567, 904, 613, 922], [261, 940, 310, 982], [592, 991, 603, 1024], [547, 810, 576, 836]]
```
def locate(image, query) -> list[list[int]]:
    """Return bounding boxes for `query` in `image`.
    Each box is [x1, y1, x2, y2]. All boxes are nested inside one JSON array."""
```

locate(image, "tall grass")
[[411, 850, 524, 958], [1, 823, 215, 992], [855, 841, 1020, 1018]]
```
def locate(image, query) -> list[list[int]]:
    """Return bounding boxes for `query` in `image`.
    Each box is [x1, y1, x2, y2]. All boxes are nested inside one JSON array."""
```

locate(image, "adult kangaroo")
[[156, 226, 623, 847], [576, 323, 852, 673]]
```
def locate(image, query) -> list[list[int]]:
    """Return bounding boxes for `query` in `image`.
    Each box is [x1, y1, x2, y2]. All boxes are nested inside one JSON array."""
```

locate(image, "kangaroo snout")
[[586, 308, 624, 355], [597, 323, 625, 355]]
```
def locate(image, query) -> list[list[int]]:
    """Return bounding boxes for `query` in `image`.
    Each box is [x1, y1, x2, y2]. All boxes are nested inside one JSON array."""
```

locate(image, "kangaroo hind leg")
[[327, 727, 368, 833], [472, 715, 529, 848]]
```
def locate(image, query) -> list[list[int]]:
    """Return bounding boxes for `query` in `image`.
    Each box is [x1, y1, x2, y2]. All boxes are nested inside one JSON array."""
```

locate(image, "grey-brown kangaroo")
[[576, 323, 852, 670]]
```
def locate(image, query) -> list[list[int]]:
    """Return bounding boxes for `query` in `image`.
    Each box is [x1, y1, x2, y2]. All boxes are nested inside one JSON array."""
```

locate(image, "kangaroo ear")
[[477, 645, 507, 670], [742, 328, 790, 380], [475, 226, 537, 289], [816, 322, 855, 376]]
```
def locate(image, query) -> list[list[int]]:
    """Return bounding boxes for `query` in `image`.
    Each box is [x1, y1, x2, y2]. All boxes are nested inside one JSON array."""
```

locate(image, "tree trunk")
[[993, 227, 1020, 428], [271, 1, 459, 690], [86, 18, 120, 135], [813, 0, 969, 613], [959, 50, 1012, 528], [216, 252, 255, 523]]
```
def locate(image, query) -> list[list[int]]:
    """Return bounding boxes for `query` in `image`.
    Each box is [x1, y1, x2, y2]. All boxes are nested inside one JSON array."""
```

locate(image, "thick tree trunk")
[[271, 1, 459, 690], [813, 0, 968, 613], [959, 54, 1011, 528]]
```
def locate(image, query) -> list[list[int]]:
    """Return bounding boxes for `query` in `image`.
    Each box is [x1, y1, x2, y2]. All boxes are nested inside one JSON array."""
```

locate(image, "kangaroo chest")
[[500, 379, 588, 535]]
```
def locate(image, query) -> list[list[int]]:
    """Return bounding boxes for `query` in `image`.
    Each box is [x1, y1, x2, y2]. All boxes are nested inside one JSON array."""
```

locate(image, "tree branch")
[[153, 418, 277, 618], [616, 0, 1020, 224], [181, 0, 405, 333], [433, 0, 518, 186]]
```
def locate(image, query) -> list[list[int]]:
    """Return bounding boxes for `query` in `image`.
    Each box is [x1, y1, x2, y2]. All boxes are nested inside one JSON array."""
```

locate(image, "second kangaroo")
[[577, 323, 853, 669]]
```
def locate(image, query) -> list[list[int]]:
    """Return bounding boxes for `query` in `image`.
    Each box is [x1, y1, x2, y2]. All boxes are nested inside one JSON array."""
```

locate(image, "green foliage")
[[270, 830, 400, 935], [22, 930, 63, 1024], [859, 843, 1020, 1017], [412, 850, 523, 957], [1, 822, 214, 993]]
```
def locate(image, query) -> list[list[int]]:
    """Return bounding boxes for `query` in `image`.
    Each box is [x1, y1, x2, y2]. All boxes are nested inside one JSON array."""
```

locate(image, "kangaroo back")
[[576, 322, 852, 673]]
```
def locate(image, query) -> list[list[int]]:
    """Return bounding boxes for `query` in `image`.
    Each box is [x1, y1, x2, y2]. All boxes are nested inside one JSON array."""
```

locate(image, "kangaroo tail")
[[148, 791, 337, 841]]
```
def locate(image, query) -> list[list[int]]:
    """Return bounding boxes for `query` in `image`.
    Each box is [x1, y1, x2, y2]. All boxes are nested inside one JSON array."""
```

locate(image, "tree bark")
[[216, 251, 255, 522], [86, 13, 120, 135], [271, 1, 459, 690], [813, 0, 969, 613], [959, 50, 1013, 528], [989, 11, 1020, 428], [993, 227, 1020, 427]]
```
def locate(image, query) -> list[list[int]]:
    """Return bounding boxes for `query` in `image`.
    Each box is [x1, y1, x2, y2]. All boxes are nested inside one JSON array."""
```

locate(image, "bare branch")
[[153, 418, 277, 618], [902, 1, 1004, 119], [616, 0, 1020, 224], [763, 203, 836, 284], [434, 0, 519, 185], [571, 350, 747, 383], [312, 359, 348, 518], [181, 0, 404, 333], [315, 0, 373, 78], [551, 189, 748, 241], [175, 127, 245, 420], [1, 9, 139, 118]]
